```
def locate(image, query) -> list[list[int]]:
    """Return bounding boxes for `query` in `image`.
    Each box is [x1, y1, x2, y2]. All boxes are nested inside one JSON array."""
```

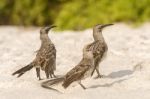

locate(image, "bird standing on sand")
[[62, 48, 94, 89], [42, 47, 94, 89], [12, 25, 57, 80], [85, 24, 113, 78]]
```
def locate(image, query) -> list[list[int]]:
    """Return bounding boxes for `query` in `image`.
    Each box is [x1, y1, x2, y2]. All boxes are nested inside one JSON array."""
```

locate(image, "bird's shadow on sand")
[[89, 69, 134, 89], [106, 69, 133, 79], [88, 78, 129, 88]]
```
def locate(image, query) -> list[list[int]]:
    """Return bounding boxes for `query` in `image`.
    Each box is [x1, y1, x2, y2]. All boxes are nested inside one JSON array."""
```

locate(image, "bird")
[[62, 47, 94, 89], [41, 46, 95, 90], [85, 24, 113, 78], [12, 25, 57, 80]]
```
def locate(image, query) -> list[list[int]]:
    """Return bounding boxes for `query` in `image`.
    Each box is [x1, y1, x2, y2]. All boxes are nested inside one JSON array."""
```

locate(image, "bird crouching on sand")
[[85, 24, 113, 78], [12, 25, 57, 80], [41, 47, 95, 90]]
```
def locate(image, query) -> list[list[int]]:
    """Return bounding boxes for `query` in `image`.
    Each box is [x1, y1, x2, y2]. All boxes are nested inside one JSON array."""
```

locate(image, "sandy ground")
[[0, 23, 150, 99]]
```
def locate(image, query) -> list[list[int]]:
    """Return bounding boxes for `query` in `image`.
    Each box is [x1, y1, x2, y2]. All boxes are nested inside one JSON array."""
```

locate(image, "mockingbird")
[[41, 47, 94, 90], [85, 24, 113, 78], [12, 25, 57, 80]]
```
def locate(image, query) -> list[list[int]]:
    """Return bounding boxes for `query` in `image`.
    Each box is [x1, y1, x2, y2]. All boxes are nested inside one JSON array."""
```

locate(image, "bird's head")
[[40, 25, 56, 34], [94, 24, 113, 31]]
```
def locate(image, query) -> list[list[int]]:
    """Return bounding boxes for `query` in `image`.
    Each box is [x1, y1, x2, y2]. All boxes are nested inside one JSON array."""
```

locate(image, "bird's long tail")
[[41, 77, 64, 92], [12, 63, 34, 77]]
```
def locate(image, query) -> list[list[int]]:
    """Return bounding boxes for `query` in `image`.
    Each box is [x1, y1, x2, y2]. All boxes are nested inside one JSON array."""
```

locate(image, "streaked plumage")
[[85, 24, 113, 78], [62, 47, 94, 89], [41, 47, 94, 89], [12, 25, 57, 80]]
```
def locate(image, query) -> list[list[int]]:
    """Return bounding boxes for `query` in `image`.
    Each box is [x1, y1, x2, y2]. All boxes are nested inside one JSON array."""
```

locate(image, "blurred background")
[[0, 0, 150, 30]]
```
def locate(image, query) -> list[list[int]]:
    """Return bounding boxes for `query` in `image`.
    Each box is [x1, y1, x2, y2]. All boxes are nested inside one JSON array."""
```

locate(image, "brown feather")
[[12, 26, 57, 80]]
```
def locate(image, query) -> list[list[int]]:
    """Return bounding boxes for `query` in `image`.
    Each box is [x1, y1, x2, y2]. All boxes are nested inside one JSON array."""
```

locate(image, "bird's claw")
[[94, 74, 104, 79], [39, 78, 43, 80]]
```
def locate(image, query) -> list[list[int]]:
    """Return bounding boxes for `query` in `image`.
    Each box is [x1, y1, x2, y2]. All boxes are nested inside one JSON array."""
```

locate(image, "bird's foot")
[[38, 78, 43, 80], [79, 83, 86, 90], [53, 74, 57, 78], [82, 86, 86, 90], [94, 74, 104, 79]]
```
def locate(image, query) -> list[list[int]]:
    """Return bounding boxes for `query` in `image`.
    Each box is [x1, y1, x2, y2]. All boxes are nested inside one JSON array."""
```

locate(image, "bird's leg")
[[95, 65, 103, 78], [51, 71, 56, 78], [91, 66, 96, 76], [36, 68, 39, 78], [93, 58, 103, 79], [52, 73, 56, 78], [48, 68, 52, 78], [45, 66, 49, 79], [45, 71, 49, 79], [36, 68, 42, 80], [49, 73, 52, 78], [78, 80, 86, 90]]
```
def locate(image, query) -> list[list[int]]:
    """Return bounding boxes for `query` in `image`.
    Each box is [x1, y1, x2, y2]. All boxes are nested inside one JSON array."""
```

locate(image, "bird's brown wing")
[[62, 64, 89, 88], [86, 41, 108, 76], [36, 43, 56, 70], [45, 44, 56, 71], [86, 41, 107, 59]]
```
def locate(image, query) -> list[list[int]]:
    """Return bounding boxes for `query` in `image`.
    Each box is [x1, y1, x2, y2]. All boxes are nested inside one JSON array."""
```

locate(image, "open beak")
[[101, 24, 113, 28]]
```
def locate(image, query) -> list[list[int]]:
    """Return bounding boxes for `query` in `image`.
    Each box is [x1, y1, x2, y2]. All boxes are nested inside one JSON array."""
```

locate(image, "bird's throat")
[[93, 31, 104, 41], [40, 35, 52, 44]]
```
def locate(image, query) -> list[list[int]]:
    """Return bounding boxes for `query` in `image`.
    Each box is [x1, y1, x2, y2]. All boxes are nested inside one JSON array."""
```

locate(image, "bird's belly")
[[101, 50, 107, 61], [83, 67, 94, 79], [35, 65, 40, 68]]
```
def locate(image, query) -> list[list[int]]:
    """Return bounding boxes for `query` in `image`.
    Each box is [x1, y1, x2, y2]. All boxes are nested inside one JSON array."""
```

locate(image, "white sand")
[[0, 23, 150, 99]]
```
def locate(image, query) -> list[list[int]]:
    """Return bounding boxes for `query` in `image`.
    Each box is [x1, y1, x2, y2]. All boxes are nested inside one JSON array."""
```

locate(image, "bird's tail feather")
[[41, 77, 64, 92], [62, 79, 73, 89], [12, 63, 33, 77]]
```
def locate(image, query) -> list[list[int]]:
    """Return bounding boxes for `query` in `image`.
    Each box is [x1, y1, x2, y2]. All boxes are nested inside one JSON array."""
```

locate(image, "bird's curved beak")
[[50, 25, 57, 29], [46, 25, 57, 31], [101, 24, 113, 28]]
